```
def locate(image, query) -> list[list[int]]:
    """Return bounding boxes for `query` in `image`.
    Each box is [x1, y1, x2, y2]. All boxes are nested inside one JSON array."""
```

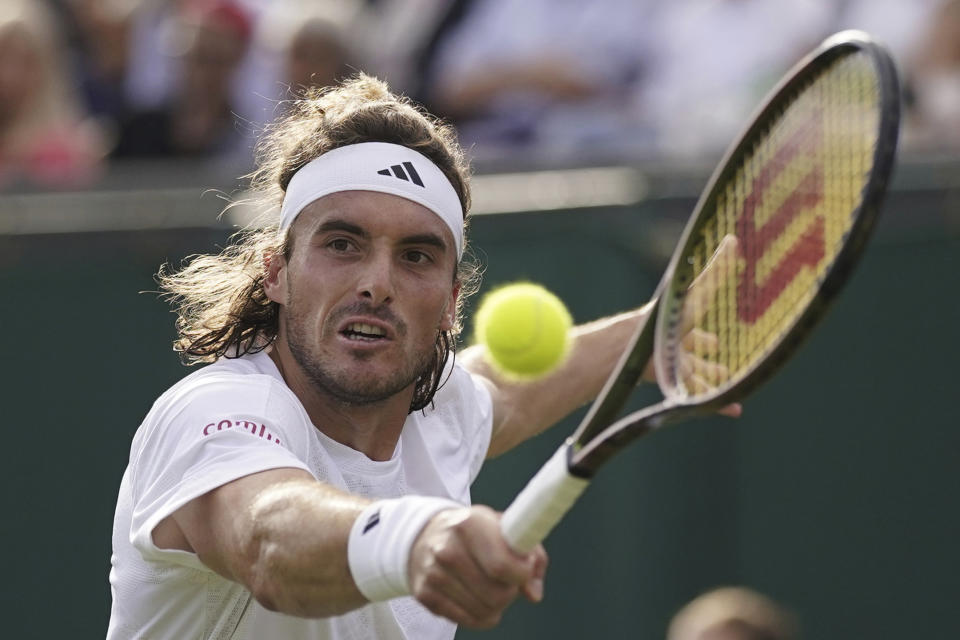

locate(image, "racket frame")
[[500, 31, 901, 553], [567, 30, 901, 477]]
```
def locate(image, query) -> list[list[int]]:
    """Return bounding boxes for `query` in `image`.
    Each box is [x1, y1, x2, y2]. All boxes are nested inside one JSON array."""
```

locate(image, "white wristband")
[[347, 496, 461, 602]]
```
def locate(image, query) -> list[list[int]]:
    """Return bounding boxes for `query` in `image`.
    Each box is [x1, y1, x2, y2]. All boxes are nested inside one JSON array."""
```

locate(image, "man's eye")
[[328, 238, 353, 252], [404, 250, 432, 264]]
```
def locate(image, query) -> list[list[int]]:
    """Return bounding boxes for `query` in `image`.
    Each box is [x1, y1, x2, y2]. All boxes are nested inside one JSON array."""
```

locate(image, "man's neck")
[[267, 346, 411, 461]]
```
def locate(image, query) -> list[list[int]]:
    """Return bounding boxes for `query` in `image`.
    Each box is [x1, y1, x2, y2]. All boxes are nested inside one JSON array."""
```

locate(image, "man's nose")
[[355, 250, 395, 305]]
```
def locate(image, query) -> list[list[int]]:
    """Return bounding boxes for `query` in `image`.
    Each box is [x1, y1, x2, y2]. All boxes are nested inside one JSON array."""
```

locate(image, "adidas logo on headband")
[[377, 161, 425, 187]]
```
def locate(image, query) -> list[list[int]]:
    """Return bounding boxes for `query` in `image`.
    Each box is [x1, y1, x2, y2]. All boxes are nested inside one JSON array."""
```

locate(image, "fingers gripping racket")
[[500, 31, 901, 553]]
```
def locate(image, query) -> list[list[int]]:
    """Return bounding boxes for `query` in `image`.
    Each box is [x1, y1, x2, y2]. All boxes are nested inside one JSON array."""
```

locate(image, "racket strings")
[[665, 51, 881, 399]]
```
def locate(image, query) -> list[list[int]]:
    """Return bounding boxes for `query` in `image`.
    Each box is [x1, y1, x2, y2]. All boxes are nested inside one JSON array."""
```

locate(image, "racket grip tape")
[[500, 445, 590, 553]]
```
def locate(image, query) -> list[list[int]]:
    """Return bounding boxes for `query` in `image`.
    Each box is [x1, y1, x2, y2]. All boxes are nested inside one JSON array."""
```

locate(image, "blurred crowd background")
[[1, 0, 959, 193]]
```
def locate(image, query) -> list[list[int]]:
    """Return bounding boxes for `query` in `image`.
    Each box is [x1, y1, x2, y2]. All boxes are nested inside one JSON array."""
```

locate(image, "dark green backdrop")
[[1, 165, 956, 639]]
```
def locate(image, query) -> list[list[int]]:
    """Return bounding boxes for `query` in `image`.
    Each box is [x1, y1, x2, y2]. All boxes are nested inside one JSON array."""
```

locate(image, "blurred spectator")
[[639, 0, 834, 159], [902, 0, 960, 152], [253, 0, 362, 103], [112, 0, 253, 166], [224, 0, 364, 148], [121, 0, 207, 113], [65, 0, 140, 129], [423, 0, 658, 166], [831, 0, 947, 153], [668, 586, 799, 640], [0, 0, 105, 190], [351, 0, 470, 101], [834, 0, 942, 68], [284, 15, 351, 93]]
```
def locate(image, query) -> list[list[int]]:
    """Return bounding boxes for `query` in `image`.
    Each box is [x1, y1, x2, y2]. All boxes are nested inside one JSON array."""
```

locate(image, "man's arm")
[[159, 468, 546, 626], [163, 468, 368, 617], [461, 305, 654, 458]]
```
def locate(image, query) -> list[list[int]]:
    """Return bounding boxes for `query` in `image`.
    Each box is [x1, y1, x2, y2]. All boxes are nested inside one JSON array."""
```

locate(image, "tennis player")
[[107, 73, 736, 640]]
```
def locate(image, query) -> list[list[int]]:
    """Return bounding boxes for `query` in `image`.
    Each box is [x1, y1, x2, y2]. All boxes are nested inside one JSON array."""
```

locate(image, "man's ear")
[[263, 251, 287, 305], [440, 282, 461, 332]]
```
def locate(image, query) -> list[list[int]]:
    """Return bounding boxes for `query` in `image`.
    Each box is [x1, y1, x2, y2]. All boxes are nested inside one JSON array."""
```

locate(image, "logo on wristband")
[[362, 509, 381, 534]]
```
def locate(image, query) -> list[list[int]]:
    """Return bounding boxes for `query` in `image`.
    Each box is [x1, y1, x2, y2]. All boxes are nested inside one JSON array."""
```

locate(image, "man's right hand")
[[408, 505, 548, 628]]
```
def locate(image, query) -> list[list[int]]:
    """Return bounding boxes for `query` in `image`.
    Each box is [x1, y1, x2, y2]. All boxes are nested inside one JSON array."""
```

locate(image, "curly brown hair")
[[158, 74, 481, 412]]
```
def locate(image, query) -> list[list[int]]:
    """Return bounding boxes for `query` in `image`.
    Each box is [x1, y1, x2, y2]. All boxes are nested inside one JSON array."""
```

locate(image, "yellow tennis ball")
[[474, 282, 573, 378]]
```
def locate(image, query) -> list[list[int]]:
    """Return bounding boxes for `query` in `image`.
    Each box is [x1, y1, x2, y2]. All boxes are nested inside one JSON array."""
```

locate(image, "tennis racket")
[[500, 30, 901, 553]]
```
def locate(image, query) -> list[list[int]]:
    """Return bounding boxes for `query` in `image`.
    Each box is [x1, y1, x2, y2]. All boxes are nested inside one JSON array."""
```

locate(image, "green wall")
[[1, 179, 956, 638]]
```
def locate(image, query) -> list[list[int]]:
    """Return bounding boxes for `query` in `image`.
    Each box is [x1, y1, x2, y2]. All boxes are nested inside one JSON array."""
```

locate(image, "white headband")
[[279, 142, 465, 257]]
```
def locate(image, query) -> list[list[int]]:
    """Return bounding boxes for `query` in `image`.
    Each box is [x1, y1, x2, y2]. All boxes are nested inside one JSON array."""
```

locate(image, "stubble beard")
[[283, 304, 435, 407]]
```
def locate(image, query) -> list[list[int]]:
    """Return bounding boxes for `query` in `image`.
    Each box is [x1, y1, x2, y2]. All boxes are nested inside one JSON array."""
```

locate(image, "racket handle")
[[500, 445, 590, 553]]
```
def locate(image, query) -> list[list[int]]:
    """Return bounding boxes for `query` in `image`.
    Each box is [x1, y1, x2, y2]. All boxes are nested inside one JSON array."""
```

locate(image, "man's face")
[[266, 190, 459, 405]]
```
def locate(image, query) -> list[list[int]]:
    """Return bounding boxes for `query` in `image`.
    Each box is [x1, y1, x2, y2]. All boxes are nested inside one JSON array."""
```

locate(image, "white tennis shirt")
[[107, 350, 493, 639]]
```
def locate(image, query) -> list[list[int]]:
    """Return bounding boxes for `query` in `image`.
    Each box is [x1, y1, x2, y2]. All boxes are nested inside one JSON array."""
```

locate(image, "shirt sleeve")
[[128, 374, 313, 566]]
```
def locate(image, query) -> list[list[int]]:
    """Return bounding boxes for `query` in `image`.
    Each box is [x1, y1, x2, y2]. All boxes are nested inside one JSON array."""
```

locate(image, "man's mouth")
[[342, 322, 388, 341]]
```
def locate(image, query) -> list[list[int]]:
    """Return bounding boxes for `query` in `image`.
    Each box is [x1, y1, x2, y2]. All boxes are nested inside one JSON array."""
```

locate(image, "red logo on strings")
[[736, 116, 826, 324]]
